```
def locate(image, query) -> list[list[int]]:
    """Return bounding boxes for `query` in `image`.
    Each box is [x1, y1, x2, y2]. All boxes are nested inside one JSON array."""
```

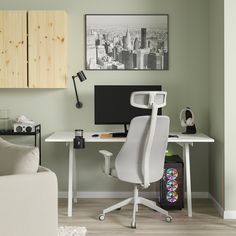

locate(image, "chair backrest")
[[115, 92, 169, 188]]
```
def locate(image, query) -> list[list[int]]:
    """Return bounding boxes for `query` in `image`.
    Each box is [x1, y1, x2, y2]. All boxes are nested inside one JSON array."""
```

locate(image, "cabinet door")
[[0, 11, 27, 88], [28, 11, 68, 88]]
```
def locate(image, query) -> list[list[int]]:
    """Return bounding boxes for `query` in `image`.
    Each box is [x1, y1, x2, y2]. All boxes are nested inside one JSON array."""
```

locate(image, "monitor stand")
[[111, 124, 128, 138]]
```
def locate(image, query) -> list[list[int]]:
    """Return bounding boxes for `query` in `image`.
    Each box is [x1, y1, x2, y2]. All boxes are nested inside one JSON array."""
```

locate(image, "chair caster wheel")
[[98, 214, 105, 221], [165, 216, 172, 223], [116, 207, 121, 211], [131, 221, 136, 229]]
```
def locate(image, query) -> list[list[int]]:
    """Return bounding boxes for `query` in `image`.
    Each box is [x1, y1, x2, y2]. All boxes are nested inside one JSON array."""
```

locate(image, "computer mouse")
[[92, 134, 99, 137]]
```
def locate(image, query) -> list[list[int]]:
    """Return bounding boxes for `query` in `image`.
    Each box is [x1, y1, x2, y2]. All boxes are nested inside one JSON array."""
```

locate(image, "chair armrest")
[[99, 150, 113, 175], [0, 166, 58, 236]]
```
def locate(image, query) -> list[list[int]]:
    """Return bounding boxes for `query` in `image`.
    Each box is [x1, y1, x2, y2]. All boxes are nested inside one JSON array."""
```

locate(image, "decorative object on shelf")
[[13, 123, 36, 133], [73, 129, 85, 149], [72, 71, 87, 108], [85, 14, 169, 70], [14, 115, 37, 133], [179, 107, 197, 134], [15, 115, 35, 125]]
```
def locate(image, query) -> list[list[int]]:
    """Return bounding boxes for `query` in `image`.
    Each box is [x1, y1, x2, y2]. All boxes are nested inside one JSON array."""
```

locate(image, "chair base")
[[99, 185, 172, 228]]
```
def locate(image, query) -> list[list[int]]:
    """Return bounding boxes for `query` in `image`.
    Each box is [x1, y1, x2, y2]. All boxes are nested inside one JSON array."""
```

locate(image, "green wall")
[[209, 0, 225, 208], [0, 0, 210, 193]]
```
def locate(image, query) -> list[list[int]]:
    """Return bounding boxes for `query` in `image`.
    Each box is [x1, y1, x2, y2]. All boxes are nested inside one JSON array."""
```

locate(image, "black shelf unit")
[[0, 124, 42, 164]]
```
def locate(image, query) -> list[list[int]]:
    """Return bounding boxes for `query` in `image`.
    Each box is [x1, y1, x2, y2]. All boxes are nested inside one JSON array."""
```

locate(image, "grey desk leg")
[[68, 143, 74, 217], [183, 143, 193, 217], [73, 148, 78, 203]]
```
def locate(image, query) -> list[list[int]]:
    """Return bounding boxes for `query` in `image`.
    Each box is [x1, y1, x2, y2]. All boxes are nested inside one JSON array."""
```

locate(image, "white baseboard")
[[208, 193, 224, 217], [58, 191, 236, 219], [223, 211, 236, 219], [208, 193, 236, 219], [58, 191, 209, 199]]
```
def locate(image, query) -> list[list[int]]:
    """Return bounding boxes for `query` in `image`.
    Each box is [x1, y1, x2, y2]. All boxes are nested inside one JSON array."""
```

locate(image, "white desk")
[[45, 131, 214, 217]]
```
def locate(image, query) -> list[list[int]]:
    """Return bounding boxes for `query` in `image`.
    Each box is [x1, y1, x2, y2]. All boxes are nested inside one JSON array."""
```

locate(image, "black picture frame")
[[85, 14, 169, 71]]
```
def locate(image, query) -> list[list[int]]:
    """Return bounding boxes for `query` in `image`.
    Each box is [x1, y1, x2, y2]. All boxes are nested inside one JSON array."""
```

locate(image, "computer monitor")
[[94, 85, 162, 131]]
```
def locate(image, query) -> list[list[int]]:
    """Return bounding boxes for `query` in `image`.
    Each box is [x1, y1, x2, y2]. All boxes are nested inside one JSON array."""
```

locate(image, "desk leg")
[[183, 143, 192, 217], [68, 143, 74, 217], [73, 149, 78, 203]]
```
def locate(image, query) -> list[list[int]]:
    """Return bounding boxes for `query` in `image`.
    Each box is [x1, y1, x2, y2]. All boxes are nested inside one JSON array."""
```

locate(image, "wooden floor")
[[59, 198, 236, 236]]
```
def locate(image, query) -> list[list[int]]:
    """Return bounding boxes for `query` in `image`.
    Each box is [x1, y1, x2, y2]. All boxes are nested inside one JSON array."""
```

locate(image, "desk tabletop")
[[45, 131, 214, 143]]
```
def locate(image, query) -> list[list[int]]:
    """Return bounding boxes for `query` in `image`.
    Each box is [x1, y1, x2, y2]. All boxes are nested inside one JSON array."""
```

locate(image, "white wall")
[[224, 0, 236, 216]]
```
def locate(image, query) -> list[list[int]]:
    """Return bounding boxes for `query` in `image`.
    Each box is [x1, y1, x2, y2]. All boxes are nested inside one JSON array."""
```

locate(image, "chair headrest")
[[130, 91, 167, 109]]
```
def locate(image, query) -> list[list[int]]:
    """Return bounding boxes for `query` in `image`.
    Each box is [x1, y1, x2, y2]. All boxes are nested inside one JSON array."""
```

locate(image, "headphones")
[[179, 107, 195, 127]]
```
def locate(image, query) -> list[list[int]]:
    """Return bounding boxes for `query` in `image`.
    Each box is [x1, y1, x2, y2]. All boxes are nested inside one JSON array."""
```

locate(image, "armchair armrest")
[[0, 166, 58, 236], [99, 150, 113, 175]]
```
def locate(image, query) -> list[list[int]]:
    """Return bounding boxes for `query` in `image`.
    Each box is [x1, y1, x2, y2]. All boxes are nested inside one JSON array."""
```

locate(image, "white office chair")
[[98, 91, 172, 228]]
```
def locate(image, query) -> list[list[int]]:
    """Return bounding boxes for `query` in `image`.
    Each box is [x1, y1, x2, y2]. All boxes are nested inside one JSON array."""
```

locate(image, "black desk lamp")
[[72, 71, 87, 108]]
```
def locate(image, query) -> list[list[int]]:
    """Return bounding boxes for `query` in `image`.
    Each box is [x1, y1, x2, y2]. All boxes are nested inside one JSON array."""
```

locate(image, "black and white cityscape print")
[[86, 14, 169, 70]]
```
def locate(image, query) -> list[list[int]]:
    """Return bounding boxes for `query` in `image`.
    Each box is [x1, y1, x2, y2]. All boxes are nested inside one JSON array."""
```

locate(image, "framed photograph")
[[85, 14, 169, 70]]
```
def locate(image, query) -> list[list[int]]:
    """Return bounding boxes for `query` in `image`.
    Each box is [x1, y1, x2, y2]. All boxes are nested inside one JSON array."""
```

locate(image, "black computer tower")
[[159, 155, 184, 210]]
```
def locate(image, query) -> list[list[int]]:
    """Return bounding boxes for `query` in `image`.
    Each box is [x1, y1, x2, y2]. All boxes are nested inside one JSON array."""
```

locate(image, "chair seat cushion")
[[0, 137, 39, 176]]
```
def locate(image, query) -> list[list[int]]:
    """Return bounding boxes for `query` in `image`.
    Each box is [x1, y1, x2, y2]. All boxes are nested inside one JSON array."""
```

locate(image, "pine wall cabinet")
[[0, 11, 67, 88], [0, 11, 27, 88]]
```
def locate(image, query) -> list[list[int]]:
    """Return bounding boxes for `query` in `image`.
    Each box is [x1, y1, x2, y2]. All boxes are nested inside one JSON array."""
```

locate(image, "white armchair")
[[0, 138, 58, 236]]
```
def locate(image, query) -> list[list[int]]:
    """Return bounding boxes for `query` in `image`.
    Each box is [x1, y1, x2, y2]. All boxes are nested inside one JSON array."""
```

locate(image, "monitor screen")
[[95, 85, 162, 125]]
